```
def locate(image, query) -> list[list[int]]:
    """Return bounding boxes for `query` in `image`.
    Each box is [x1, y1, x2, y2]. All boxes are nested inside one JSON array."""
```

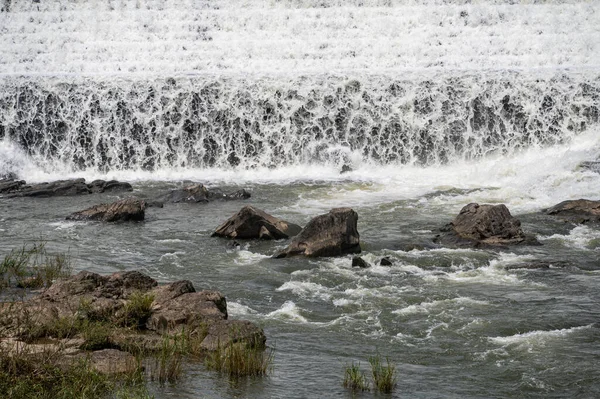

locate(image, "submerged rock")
[[87, 179, 133, 193], [274, 208, 361, 258], [351, 256, 370, 268], [66, 197, 146, 222], [380, 257, 393, 266], [162, 183, 251, 204], [212, 205, 302, 240], [543, 199, 600, 224], [435, 203, 539, 247]]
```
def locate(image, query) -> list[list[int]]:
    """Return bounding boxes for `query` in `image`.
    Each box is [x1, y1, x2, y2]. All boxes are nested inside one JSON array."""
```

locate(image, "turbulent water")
[[1, 0, 600, 398]]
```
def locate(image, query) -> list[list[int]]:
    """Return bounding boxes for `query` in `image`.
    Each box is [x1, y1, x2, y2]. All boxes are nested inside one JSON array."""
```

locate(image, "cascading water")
[[2, 1, 600, 398], [1, 0, 599, 177]]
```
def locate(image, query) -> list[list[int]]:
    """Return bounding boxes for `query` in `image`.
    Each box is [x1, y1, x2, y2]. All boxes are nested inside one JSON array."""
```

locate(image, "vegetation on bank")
[[0, 243, 274, 398], [343, 354, 397, 394]]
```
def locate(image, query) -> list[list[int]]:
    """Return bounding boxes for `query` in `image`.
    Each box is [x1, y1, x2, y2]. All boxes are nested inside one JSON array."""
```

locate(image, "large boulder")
[[435, 203, 537, 247], [543, 199, 600, 224], [162, 183, 251, 204], [274, 208, 361, 258], [66, 197, 146, 222], [212, 206, 302, 240]]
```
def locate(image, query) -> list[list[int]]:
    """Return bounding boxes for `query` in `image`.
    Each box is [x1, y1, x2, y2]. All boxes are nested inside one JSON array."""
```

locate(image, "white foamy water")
[[1, 1, 598, 75], [489, 325, 593, 347]]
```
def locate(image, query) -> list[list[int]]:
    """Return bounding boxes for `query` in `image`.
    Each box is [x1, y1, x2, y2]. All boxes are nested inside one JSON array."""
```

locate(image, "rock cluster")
[[0, 270, 265, 374]]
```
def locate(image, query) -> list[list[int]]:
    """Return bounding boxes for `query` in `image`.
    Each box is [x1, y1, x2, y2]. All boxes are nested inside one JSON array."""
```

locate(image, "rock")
[[3, 178, 90, 198], [200, 320, 266, 351], [543, 199, 600, 224], [212, 206, 302, 240], [0, 178, 25, 194], [1, 178, 133, 198], [162, 183, 251, 204], [434, 203, 538, 247], [63, 349, 137, 376], [87, 179, 133, 193], [351, 256, 370, 268], [66, 197, 146, 222], [380, 257, 393, 266], [340, 164, 353, 174], [0, 171, 18, 181], [274, 208, 361, 258], [147, 290, 227, 333]]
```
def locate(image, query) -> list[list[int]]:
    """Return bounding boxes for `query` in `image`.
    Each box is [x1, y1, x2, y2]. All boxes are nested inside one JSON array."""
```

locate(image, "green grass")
[[149, 334, 185, 385], [368, 354, 397, 393], [343, 361, 370, 392], [118, 292, 155, 328], [0, 242, 72, 291], [205, 340, 274, 378]]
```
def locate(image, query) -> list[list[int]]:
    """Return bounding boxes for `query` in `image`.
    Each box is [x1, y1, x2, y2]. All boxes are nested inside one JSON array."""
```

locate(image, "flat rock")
[[63, 349, 137, 376], [66, 197, 146, 222], [1, 178, 132, 198], [543, 199, 600, 224], [274, 208, 361, 258], [434, 203, 539, 247], [212, 205, 302, 239]]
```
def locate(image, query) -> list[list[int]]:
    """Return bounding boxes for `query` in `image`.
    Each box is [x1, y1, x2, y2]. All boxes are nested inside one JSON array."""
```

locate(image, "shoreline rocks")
[[274, 208, 361, 258], [434, 203, 539, 247], [212, 205, 302, 240], [0, 270, 266, 375]]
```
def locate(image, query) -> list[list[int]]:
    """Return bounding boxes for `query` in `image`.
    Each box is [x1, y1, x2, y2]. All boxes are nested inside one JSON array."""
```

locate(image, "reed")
[[343, 361, 370, 392], [368, 354, 397, 394]]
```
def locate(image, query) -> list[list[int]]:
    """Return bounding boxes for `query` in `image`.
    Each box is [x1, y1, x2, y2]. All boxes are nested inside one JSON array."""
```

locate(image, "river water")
[[1, 1, 600, 398]]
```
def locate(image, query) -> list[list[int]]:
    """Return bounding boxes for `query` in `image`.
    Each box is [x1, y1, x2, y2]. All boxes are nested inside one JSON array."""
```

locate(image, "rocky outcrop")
[[0, 178, 132, 197], [274, 208, 361, 258], [435, 203, 538, 247], [66, 198, 146, 222], [162, 183, 251, 204], [1, 270, 265, 365], [543, 199, 600, 224], [212, 206, 302, 240]]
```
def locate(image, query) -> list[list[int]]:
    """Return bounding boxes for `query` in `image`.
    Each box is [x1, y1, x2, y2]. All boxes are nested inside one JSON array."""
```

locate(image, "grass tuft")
[[119, 292, 155, 328], [343, 361, 370, 392], [205, 340, 274, 378], [368, 354, 397, 393]]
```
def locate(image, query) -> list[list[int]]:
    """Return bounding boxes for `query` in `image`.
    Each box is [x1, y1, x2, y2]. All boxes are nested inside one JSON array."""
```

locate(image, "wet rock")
[[162, 183, 251, 204], [1, 178, 133, 198], [504, 262, 551, 271], [66, 197, 146, 222], [0, 171, 19, 181], [200, 320, 266, 351], [380, 257, 393, 266], [274, 208, 361, 258], [340, 164, 353, 174], [4, 178, 90, 198], [87, 179, 133, 193], [543, 199, 600, 224], [0, 178, 26, 194], [434, 203, 539, 247], [212, 205, 302, 240], [351, 256, 370, 268]]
